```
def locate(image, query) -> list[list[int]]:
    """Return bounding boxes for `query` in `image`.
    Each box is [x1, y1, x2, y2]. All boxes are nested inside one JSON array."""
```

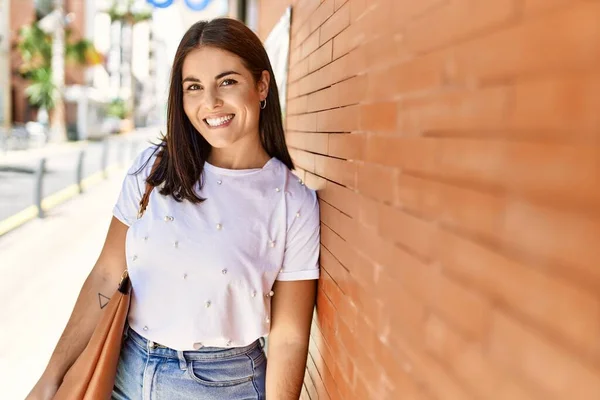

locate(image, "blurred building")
[[0, 0, 10, 129]]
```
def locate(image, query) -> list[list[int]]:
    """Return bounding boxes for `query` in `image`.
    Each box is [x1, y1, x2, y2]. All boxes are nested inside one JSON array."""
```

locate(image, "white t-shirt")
[[113, 146, 320, 351]]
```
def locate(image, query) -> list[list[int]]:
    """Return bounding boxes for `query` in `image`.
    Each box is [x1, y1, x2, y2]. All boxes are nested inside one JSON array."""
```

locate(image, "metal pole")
[[101, 139, 109, 178], [34, 158, 46, 218], [76, 149, 85, 193]]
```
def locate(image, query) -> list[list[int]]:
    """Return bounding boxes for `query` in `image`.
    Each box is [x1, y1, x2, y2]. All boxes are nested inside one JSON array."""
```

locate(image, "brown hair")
[[141, 18, 293, 203]]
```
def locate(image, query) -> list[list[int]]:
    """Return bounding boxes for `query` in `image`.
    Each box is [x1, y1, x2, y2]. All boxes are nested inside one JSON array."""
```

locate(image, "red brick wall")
[[258, 1, 600, 399]]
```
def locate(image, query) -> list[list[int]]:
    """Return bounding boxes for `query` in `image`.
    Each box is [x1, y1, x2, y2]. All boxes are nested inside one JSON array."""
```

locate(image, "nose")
[[204, 88, 222, 110]]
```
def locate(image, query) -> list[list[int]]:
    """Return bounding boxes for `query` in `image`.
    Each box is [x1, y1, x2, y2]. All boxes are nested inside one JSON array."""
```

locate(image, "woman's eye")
[[187, 84, 202, 91], [221, 79, 237, 87]]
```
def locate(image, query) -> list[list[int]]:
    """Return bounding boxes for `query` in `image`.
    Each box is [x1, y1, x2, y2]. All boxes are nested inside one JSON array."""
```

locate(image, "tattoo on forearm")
[[98, 293, 110, 309]]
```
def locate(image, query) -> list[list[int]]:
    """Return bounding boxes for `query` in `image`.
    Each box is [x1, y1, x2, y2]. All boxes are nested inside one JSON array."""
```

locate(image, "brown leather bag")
[[53, 156, 161, 400]]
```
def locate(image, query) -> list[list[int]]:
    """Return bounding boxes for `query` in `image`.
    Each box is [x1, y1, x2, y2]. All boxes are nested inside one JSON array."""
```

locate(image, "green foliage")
[[16, 21, 103, 111], [24, 68, 56, 110], [108, 0, 152, 24], [16, 23, 52, 78], [107, 98, 129, 119]]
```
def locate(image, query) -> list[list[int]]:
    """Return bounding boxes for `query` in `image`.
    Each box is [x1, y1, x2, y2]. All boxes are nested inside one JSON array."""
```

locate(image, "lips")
[[204, 114, 235, 127]]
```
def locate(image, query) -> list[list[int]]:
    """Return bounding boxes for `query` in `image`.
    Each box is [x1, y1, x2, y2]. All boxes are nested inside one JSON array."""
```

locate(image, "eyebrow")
[[182, 70, 241, 84]]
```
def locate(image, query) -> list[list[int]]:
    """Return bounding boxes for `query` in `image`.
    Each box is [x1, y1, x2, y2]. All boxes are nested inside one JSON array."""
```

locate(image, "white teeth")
[[205, 115, 234, 127]]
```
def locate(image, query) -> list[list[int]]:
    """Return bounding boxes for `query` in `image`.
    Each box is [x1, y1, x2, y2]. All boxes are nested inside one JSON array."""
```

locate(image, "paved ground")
[[0, 166, 127, 399], [0, 126, 161, 398]]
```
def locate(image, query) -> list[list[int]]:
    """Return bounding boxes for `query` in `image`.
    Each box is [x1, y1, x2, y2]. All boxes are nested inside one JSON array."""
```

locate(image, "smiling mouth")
[[204, 114, 235, 128]]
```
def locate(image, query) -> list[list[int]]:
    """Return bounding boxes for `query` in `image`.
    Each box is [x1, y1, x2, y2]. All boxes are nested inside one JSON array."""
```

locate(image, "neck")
[[207, 136, 270, 170]]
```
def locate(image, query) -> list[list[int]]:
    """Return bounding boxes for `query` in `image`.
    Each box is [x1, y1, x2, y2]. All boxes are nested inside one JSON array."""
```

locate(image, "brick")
[[318, 180, 359, 219], [508, 74, 600, 135], [332, 21, 364, 59], [291, 22, 312, 51], [306, 350, 331, 400], [451, 2, 600, 83], [308, 40, 333, 73], [391, 0, 447, 26], [361, 32, 410, 71], [437, 229, 600, 362], [444, 330, 539, 400], [309, 331, 344, 399], [328, 132, 365, 160], [395, 173, 441, 218], [287, 80, 301, 99], [354, 1, 395, 38], [377, 203, 436, 260], [523, 0, 574, 16], [489, 311, 600, 399], [366, 52, 445, 100], [301, 29, 321, 60], [501, 201, 600, 290], [286, 95, 309, 115], [307, 86, 337, 113], [335, 74, 367, 107], [303, 367, 318, 400], [329, 48, 366, 82], [320, 2, 351, 45], [319, 200, 350, 243], [309, 0, 335, 33], [288, 57, 309, 83], [289, 46, 303, 69], [316, 105, 359, 132], [359, 101, 398, 133], [286, 112, 317, 132], [378, 281, 426, 347], [297, 51, 365, 99], [314, 154, 357, 188], [334, 0, 348, 11], [305, 171, 327, 192], [289, 148, 316, 173], [356, 162, 398, 204], [349, 0, 369, 22], [291, 0, 321, 35], [357, 195, 379, 232], [285, 131, 329, 154], [396, 86, 511, 135], [320, 224, 377, 290], [404, 0, 516, 53]]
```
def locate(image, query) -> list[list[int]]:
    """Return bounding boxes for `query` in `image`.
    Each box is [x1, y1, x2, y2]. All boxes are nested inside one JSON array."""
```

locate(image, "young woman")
[[27, 18, 319, 400]]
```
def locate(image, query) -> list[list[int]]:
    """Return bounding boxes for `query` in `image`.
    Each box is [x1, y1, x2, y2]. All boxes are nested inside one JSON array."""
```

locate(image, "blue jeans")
[[112, 325, 267, 399]]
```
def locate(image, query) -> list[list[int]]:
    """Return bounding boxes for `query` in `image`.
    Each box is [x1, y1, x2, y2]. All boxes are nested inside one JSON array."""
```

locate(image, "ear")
[[257, 70, 270, 100]]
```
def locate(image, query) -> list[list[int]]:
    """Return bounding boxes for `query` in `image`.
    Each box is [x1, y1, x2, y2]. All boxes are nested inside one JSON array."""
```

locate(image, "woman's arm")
[[266, 279, 317, 399], [26, 217, 129, 400]]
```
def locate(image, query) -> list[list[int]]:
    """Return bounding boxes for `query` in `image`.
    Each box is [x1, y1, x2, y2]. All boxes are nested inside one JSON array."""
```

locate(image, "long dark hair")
[[142, 18, 293, 203]]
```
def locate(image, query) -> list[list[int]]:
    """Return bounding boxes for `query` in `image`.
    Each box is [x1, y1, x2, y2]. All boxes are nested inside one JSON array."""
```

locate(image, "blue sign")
[[146, 0, 213, 11], [184, 0, 212, 11], [146, 0, 174, 8]]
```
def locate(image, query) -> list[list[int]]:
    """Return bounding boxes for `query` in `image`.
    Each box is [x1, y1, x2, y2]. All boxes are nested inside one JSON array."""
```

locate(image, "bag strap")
[[137, 155, 162, 219]]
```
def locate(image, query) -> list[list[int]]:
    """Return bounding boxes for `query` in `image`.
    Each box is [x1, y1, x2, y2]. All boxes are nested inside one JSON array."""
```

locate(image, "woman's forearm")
[[265, 341, 310, 399], [36, 269, 117, 385]]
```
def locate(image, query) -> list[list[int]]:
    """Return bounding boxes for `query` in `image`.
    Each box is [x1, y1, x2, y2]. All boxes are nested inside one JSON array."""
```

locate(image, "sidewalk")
[[0, 164, 128, 398]]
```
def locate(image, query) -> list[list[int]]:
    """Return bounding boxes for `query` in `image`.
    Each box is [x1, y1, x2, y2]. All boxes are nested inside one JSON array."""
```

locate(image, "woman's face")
[[181, 46, 269, 151]]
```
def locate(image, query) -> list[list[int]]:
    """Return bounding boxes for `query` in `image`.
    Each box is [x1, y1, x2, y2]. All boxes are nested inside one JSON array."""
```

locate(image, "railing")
[[0, 132, 153, 226]]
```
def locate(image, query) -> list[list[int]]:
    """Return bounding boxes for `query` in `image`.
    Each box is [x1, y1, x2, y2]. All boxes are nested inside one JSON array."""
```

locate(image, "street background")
[[2, 0, 600, 399]]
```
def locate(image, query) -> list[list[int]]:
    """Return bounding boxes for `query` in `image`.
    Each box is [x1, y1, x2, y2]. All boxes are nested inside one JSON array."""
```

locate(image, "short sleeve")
[[112, 146, 158, 226], [277, 188, 321, 281]]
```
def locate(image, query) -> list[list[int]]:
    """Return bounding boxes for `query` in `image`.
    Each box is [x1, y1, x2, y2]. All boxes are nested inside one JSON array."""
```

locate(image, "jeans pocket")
[[187, 357, 254, 387]]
